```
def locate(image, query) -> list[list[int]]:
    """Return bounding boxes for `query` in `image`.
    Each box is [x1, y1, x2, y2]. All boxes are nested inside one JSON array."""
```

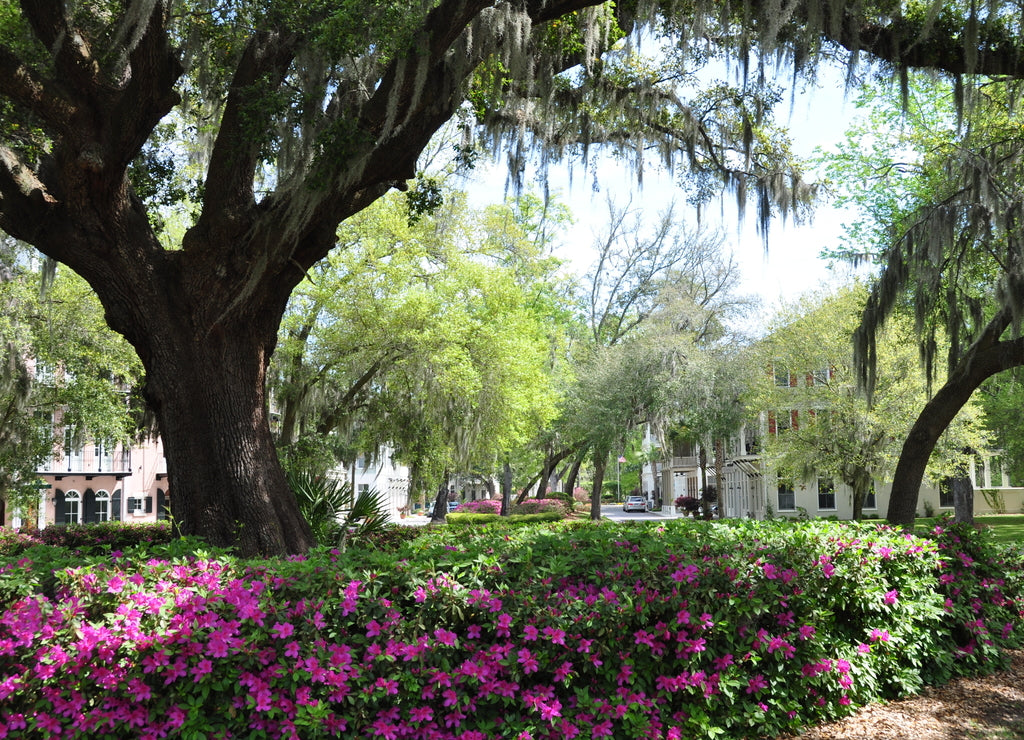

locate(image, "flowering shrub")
[[0, 528, 41, 557], [33, 521, 174, 553], [455, 499, 504, 515], [511, 498, 568, 516], [0, 518, 1021, 738]]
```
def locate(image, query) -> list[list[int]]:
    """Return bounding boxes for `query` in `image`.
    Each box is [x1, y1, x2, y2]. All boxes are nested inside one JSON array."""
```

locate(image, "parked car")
[[426, 500, 462, 516], [623, 495, 648, 512]]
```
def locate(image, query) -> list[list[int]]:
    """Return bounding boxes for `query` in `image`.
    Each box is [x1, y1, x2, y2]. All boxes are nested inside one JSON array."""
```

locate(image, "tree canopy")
[[3, 0, 1024, 553], [824, 70, 1024, 523]]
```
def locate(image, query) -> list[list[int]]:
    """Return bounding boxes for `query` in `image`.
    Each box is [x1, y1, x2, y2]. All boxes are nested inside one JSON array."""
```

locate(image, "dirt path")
[[786, 650, 1024, 739]]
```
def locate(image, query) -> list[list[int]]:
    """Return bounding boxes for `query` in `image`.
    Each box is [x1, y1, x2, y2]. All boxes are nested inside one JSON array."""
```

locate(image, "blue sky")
[[462, 60, 872, 325]]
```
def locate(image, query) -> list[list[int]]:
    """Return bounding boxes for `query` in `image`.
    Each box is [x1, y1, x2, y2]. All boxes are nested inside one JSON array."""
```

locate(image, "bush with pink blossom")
[[454, 499, 504, 515], [511, 498, 569, 516], [0, 517, 1020, 738]]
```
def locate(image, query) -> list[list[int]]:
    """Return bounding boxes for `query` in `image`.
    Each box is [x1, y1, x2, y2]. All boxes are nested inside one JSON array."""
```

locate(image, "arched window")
[[64, 489, 81, 525], [94, 489, 111, 522]]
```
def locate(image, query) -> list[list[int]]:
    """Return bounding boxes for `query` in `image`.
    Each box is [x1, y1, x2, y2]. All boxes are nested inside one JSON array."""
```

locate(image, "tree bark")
[[886, 313, 1024, 526], [141, 306, 314, 556], [952, 476, 974, 525], [430, 472, 451, 524], [501, 461, 512, 516], [565, 450, 585, 500], [713, 437, 725, 520], [849, 470, 871, 522], [590, 449, 608, 520]]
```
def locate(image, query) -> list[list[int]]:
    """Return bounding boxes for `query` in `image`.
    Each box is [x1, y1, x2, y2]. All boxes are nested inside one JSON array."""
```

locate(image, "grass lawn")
[[974, 515, 1024, 545], [865, 515, 1024, 545]]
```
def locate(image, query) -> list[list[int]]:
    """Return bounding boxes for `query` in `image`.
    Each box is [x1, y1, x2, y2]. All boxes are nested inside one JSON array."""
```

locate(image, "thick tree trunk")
[[537, 454, 552, 499], [699, 445, 711, 519], [886, 320, 1024, 526], [430, 471, 450, 523], [713, 437, 725, 520], [565, 450, 585, 500], [849, 470, 871, 522], [143, 317, 314, 557]]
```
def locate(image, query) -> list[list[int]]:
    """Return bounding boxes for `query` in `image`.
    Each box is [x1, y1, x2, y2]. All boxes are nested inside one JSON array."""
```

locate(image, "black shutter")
[[111, 489, 121, 521], [83, 488, 96, 524], [126, 497, 136, 515], [144, 496, 153, 514], [156, 489, 167, 520], [54, 489, 65, 525]]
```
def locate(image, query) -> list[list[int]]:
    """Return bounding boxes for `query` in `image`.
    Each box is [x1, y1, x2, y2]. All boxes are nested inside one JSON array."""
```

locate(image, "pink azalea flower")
[[746, 674, 768, 694], [271, 621, 294, 639]]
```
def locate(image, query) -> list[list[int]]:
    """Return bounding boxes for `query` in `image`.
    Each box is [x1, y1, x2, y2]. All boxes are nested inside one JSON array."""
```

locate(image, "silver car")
[[623, 495, 648, 512]]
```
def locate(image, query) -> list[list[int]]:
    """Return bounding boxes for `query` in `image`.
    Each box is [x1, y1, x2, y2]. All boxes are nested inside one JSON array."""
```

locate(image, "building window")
[[95, 441, 114, 472], [939, 478, 954, 508], [811, 368, 829, 386], [64, 490, 81, 524], [777, 478, 795, 511], [64, 427, 84, 472], [989, 456, 1004, 488], [817, 478, 836, 510], [127, 496, 151, 516], [94, 490, 110, 522], [772, 410, 793, 434], [864, 482, 877, 510], [774, 366, 792, 387]]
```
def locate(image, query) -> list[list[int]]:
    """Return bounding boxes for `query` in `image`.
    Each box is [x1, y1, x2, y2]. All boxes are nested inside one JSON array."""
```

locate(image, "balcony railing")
[[669, 456, 700, 469], [38, 449, 132, 475]]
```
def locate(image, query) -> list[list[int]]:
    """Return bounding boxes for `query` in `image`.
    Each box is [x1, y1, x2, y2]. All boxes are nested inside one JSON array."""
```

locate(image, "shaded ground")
[[786, 650, 1024, 739]]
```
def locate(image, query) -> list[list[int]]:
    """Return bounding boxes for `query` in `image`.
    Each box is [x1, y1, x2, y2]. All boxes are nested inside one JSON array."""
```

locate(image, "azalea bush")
[[455, 499, 504, 514], [0, 518, 1021, 739], [15, 521, 173, 553]]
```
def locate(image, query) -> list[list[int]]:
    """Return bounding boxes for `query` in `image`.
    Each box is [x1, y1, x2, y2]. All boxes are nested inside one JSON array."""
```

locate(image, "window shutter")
[[126, 497, 136, 514], [144, 496, 153, 514], [54, 489, 65, 525], [156, 489, 167, 520], [111, 490, 121, 521]]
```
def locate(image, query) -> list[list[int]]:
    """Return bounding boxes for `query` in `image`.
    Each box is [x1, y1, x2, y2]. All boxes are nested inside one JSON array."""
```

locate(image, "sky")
[[463, 60, 873, 325]]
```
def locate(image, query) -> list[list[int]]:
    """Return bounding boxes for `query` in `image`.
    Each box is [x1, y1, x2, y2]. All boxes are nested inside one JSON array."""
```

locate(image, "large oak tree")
[[2, 1, 1021, 554]]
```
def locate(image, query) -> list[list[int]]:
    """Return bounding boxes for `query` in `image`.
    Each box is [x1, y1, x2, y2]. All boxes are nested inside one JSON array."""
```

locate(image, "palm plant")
[[286, 470, 390, 550]]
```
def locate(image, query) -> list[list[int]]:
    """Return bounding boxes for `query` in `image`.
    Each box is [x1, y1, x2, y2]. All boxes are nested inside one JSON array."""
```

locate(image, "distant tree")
[[564, 333, 692, 519], [270, 187, 561, 518], [0, 239, 141, 513], [751, 284, 987, 520], [977, 371, 1024, 487]]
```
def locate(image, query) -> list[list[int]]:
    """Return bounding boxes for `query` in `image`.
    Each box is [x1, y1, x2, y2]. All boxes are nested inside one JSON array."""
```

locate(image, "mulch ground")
[[785, 650, 1024, 739]]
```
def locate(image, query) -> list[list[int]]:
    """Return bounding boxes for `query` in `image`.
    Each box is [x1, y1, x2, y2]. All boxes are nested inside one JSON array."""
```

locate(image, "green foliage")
[[978, 370, 1024, 486], [286, 470, 390, 549], [271, 186, 564, 492], [445, 511, 564, 525], [750, 283, 989, 517]]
